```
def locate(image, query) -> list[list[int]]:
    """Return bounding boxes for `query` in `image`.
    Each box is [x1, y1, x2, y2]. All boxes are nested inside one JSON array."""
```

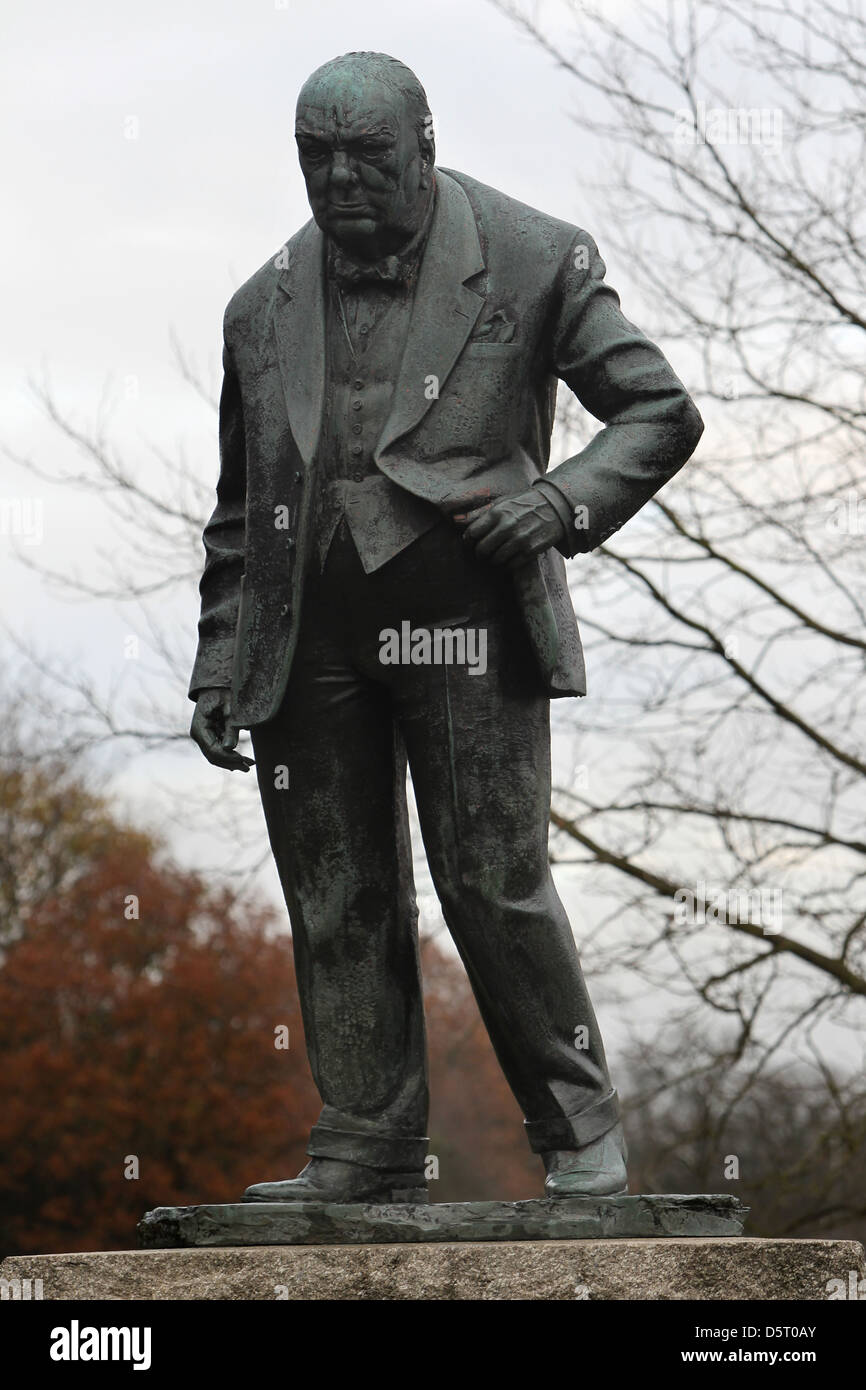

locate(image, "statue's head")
[[295, 52, 435, 258]]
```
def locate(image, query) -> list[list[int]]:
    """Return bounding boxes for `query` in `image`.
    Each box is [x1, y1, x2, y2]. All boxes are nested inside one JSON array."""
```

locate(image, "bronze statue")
[[189, 51, 703, 1204]]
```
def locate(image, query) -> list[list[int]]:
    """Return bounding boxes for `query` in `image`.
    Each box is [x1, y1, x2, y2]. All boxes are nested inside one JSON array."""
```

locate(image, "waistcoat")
[[311, 271, 441, 572]]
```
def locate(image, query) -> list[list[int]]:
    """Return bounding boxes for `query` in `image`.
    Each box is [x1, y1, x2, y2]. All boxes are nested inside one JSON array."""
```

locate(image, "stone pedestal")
[[2, 1238, 863, 1300], [4, 1195, 861, 1301]]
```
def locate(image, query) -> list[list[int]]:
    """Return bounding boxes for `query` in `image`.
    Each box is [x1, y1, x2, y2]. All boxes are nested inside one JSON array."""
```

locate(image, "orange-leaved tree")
[[0, 748, 542, 1254], [0, 754, 318, 1254]]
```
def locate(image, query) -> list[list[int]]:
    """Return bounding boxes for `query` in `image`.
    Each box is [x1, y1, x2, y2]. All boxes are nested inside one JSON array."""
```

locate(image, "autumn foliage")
[[0, 760, 539, 1255]]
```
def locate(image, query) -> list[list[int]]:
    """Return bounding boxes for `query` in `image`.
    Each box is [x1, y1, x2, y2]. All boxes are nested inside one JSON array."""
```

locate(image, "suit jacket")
[[189, 167, 703, 725]]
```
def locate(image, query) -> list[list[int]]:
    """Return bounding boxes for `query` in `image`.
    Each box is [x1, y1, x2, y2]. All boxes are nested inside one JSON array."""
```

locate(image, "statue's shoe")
[[543, 1122, 629, 1198], [242, 1157, 429, 1205]]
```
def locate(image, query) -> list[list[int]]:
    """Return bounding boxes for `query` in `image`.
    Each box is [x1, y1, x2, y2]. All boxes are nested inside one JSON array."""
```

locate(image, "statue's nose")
[[329, 152, 354, 187]]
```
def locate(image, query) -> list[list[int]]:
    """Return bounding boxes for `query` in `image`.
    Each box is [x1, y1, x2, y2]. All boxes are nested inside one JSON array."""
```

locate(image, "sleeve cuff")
[[532, 478, 577, 556]]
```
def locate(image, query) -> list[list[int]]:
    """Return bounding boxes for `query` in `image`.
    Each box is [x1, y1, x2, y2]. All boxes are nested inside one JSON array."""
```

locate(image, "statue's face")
[[295, 69, 430, 257]]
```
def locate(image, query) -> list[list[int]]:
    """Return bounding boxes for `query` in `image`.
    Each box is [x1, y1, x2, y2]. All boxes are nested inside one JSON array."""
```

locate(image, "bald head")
[[295, 51, 436, 258], [298, 53, 435, 163]]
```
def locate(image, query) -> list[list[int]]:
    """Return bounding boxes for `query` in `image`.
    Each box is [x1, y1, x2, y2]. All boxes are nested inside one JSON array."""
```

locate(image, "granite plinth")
[[137, 1193, 748, 1248], [3, 1238, 862, 1300]]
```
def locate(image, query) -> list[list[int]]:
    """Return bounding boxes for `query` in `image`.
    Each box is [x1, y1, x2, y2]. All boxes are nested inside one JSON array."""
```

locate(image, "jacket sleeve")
[[188, 329, 247, 701], [539, 230, 703, 558]]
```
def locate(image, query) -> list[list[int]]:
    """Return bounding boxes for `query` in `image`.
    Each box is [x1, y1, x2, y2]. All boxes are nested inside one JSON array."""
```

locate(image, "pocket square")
[[471, 309, 517, 344]]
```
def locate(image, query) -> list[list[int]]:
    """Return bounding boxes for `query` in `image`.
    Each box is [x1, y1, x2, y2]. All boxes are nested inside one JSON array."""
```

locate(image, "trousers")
[[250, 517, 620, 1170]]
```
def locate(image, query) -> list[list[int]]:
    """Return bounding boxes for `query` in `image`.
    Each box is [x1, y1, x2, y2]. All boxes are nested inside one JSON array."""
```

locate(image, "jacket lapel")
[[271, 219, 327, 469], [376, 170, 486, 459], [270, 169, 485, 470]]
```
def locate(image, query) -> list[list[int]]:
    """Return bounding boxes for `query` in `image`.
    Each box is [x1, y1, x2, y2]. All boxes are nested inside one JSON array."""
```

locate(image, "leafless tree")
[[491, 0, 866, 1134]]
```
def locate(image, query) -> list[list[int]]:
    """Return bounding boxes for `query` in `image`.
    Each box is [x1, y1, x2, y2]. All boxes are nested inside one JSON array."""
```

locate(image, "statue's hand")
[[453, 488, 565, 570], [190, 688, 254, 772]]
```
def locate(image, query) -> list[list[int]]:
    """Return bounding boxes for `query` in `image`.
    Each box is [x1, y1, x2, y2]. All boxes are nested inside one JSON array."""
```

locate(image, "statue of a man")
[[189, 51, 703, 1204]]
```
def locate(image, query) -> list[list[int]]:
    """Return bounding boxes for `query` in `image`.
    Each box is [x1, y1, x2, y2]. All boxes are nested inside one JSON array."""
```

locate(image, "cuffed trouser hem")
[[524, 1088, 621, 1154], [307, 1123, 429, 1171]]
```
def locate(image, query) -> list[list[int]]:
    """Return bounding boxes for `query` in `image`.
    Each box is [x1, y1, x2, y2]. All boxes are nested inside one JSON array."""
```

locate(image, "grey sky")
[[3, 0, 601, 430], [2, 0, 626, 654]]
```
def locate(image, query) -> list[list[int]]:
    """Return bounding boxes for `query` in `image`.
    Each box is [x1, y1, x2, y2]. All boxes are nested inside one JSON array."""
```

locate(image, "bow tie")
[[330, 251, 415, 289]]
